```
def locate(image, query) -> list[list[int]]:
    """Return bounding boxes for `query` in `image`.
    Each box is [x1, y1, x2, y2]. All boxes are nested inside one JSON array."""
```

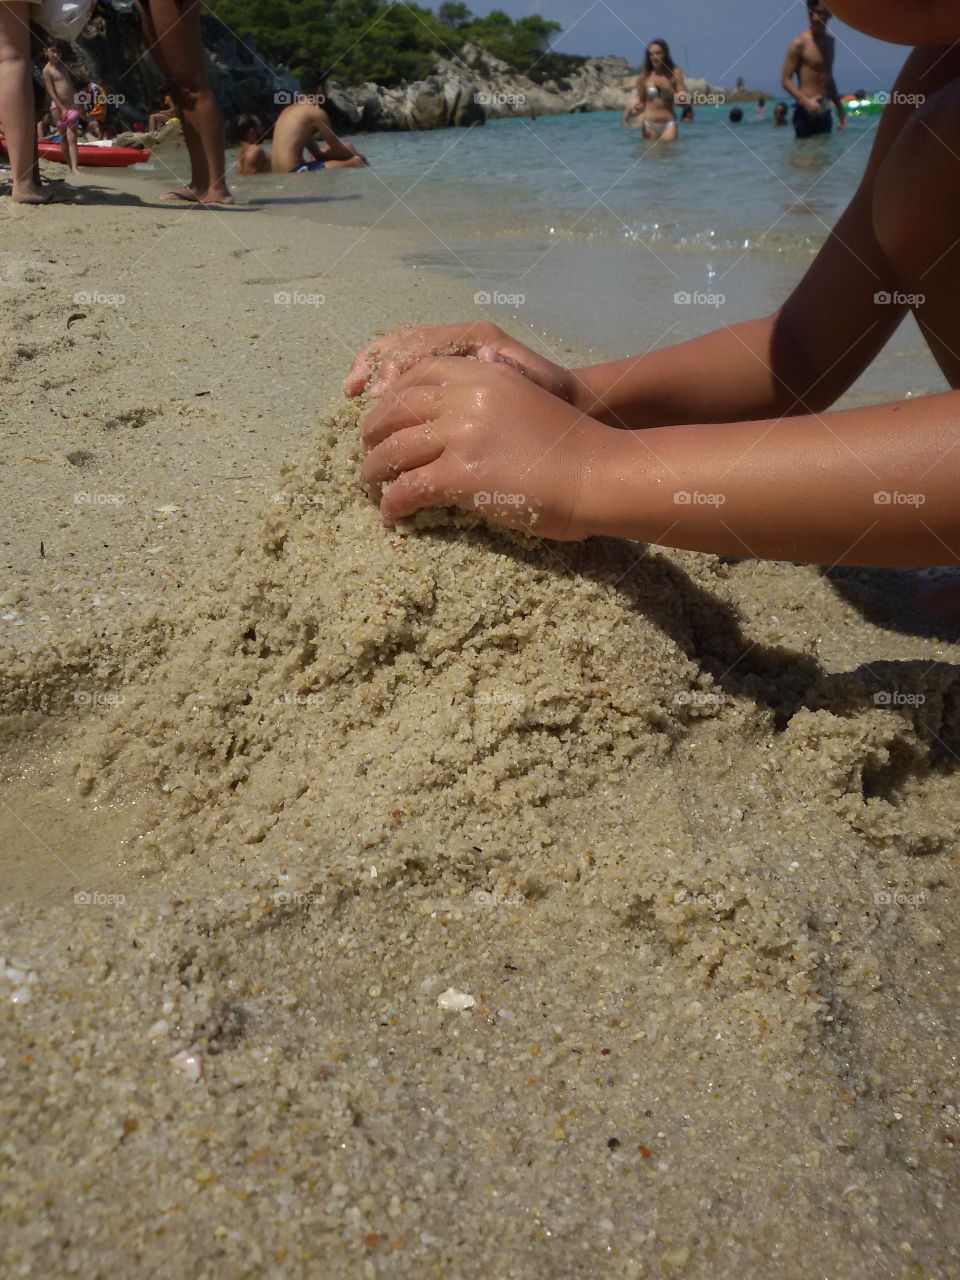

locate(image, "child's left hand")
[[359, 358, 617, 541]]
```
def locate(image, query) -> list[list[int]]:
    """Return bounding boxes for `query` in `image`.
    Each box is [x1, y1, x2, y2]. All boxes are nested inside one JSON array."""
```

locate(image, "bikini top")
[[645, 82, 671, 102]]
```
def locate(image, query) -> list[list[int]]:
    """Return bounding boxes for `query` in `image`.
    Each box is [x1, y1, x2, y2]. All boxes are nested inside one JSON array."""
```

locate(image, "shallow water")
[[138, 106, 945, 398]]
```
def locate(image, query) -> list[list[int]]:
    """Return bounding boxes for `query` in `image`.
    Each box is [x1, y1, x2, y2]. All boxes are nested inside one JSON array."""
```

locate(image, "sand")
[[1, 167, 959, 1279]]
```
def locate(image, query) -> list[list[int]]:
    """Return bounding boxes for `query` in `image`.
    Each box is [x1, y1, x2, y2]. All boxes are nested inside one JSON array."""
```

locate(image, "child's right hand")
[[344, 322, 576, 405]]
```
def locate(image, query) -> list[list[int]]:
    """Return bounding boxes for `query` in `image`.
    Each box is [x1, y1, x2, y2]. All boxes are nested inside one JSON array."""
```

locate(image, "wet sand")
[[1, 171, 959, 1279]]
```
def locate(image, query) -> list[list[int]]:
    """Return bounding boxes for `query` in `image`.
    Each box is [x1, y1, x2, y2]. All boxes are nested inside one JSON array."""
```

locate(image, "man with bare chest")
[[781, 2, 846, 138]]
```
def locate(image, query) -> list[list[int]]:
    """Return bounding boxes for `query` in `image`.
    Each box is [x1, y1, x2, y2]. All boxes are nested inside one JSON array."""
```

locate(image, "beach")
[[1, 151, 959, 1280]]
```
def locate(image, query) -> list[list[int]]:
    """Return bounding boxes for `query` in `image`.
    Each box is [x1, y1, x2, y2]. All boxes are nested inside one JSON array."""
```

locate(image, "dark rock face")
[[58, 5, 632, 134]]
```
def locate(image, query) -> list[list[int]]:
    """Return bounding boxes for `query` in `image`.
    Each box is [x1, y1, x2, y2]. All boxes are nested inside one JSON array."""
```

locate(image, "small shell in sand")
[[170, 1050, 204, 1081]]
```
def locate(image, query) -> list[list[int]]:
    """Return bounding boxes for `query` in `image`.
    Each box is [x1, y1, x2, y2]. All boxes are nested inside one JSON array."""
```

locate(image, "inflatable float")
[[35, 138, 150, 167], [841, 93, 886, 117]]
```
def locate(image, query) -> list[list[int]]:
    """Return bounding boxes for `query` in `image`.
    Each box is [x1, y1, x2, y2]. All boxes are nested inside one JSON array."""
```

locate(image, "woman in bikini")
[[636, 39, 687, 142]]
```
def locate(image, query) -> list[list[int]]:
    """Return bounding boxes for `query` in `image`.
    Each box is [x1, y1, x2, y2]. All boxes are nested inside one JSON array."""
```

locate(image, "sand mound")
[[7, 399, 960, 982], [3, 400, 960, 1277]]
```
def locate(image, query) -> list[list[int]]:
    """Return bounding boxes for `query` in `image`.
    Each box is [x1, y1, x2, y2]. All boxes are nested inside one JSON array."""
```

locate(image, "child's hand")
[[345, 321, 576, 405], [359, 358, 614, 541]]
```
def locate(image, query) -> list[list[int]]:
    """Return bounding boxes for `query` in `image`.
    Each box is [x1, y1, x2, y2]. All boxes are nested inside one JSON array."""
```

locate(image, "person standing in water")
[[635, 39, 687, 142], [134, 0, 232, 204], [782, 2, 846, 138]]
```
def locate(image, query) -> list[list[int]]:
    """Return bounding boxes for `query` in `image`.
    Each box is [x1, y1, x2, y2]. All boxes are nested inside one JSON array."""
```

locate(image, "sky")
[[471, 0, 911, 91]]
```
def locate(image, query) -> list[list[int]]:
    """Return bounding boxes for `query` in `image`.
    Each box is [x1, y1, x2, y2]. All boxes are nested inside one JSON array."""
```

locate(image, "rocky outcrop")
[[326, 46, 634, 131]]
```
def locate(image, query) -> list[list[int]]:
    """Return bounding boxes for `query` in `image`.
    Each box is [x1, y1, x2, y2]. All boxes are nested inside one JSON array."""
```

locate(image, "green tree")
[[206, 0, 577, 88], [437, 1, 472, 29]]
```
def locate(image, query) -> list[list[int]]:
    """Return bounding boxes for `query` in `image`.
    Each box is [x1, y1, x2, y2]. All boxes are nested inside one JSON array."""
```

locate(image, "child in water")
[[346, 0, 960, 613]]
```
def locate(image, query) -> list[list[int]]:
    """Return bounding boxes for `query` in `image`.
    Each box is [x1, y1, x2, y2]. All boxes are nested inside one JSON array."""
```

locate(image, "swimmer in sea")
[[782, 1, 846, 138], [270, 84, 368, 174], [635, 39, 687, 142], [346, 0, 960, 618]]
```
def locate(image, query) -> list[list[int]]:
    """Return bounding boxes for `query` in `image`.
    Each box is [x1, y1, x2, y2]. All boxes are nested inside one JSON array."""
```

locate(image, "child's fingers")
[[362, 424, 444, 499], [373, 357, 489, 402], [346, 321, 513, 398], [361, 386, 443, 451], [344, 346, 377, 397], [380, 459, 453, 525]]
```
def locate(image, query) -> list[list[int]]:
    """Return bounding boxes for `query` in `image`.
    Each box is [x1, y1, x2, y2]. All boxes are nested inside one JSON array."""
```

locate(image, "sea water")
[[216, 107, 943, 401]]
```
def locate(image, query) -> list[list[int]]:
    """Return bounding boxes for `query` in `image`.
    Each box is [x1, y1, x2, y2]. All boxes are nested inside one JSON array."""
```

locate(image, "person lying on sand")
[[345, 0, 960, 620], [270, 88, 368, 173]]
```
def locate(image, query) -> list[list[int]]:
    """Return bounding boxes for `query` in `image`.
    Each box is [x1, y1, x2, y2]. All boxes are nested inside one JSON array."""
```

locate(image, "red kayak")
[[36, 139, 150, 167]]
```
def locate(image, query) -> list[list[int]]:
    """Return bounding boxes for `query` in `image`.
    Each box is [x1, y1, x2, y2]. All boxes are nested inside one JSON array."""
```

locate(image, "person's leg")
[[64, 123, 79, 172], [143, 0, 230, 202], [0, 2, 47, 202]]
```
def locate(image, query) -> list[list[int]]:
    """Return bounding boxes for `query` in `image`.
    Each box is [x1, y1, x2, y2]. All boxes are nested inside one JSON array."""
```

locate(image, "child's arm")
[[361, 359, 960, 566]]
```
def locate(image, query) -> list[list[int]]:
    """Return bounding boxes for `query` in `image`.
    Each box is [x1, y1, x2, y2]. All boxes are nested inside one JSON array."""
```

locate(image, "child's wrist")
[[578, 425, 649, 540]]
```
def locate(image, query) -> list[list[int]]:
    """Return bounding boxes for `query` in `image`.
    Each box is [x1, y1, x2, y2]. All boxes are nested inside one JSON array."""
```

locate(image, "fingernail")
[[369, 379, 385, 397]]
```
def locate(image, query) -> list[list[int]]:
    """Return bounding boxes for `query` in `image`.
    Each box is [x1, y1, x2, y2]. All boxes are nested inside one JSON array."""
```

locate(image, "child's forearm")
[[569, 316, 802, 430], [582, 391, 960, 566]]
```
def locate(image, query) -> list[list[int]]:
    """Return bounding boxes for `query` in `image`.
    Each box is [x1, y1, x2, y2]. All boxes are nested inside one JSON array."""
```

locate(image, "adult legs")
[[0, 2, 47, 202], [137, 0, 231, 202]]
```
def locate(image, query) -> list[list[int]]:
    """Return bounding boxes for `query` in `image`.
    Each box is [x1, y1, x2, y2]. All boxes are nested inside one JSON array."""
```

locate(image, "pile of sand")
[[2, 398, 959, 1277]]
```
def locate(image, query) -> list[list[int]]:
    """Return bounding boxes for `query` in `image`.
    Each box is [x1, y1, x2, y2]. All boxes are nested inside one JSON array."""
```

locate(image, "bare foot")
[[157, 186, 202, 203], [198, 186, 234, 206], [12, 184, 55, 205]]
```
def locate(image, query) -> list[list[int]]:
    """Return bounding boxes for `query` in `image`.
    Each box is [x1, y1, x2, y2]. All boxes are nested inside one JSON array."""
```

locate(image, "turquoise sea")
[[150, 106, 944, 401]]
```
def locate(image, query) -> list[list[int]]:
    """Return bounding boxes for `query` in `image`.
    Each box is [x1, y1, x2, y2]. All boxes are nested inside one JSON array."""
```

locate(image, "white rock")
[[437, 987, 475, 1012]]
